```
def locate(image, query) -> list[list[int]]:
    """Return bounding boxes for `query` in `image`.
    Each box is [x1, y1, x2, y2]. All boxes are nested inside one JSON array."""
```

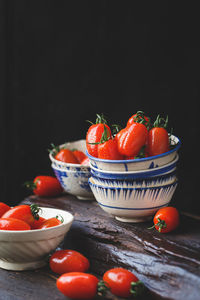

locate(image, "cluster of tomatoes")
[[86, 111, 170, 160], [0, 202, 63, 230], [51, 144, 89, 165], [50, 249, 144, 299]]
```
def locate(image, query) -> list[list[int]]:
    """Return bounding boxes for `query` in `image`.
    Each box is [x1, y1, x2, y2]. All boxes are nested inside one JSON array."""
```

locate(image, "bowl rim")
[[90, 154, 179, 175], [86, 134, 181, 164], [88, 177, 178, 191], [0, 207, 74, 234]]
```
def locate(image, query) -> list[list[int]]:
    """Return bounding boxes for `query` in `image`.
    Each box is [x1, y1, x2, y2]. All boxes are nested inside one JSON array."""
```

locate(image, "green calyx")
[[148, 218, 167, 233], [153, 114, 168, 129], [87, 113, 108, 125], [48, 143, 60, 156], [30, 204, 41, 220], [130, 280, 145, 297], [24, 180, 37, 191], [55, 214, 64, 223], [134, 145, 146, 159], [133, 111, 151, 130], [97, 280, 110, 297]]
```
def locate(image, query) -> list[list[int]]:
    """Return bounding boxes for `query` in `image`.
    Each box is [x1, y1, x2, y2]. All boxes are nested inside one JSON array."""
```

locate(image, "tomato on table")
[[1, 204, 40, 226], [0, 202, 10, 217], [149, 206, 180, 233], [102, 267, 144, 298], [86, 114, 112, 158], [25, 175, 63, 197], [147, 114, 170, 156], [57, 272, 99, 300], [0, 218, 31, 231], [50, 249, 90, 274], [38, 216, 63, 229]]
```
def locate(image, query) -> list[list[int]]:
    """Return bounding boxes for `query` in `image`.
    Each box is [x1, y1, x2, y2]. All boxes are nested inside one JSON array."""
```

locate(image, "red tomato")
[[151, 206, 180, 233], [0, 202, 10, 217], [73, 150, 87, 163], [25, 176, 63, 197], [50, 249, 90, 274], [86, 114, 112, 158], [2, 204, 40, 226], [38, 217, 62, 229], [31, 216, 46, 229], [55, 149, 79, 164], [117, 123, 148, 157], [57, 272, 99, 299], [127, 111, 150, 128], [98, 138, 124, 160], [80, 157, 90, 166], [103, 268, 144, 298], [0, 218, 31, 231]]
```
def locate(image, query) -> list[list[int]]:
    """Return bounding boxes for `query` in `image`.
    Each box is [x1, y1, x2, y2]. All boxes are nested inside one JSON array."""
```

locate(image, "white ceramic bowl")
[[90, 154, 179, 180], [87, 135, 181, 172], [89, 178, 178, 223], [49, 139, 90, 172], [52, 165, 94, 200], [0, 207, 74, 271]]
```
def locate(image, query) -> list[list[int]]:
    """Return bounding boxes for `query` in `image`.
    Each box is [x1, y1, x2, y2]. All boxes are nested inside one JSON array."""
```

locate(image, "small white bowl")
[[0, 207, 74, 271], [89, 178, 178, 223], [87, 135, 181, 172], [52, 165, 94, 200], [49, 139, 90, 172]]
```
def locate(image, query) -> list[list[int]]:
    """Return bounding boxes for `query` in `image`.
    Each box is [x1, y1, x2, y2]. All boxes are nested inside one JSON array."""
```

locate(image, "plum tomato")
[[127, 110, 151, 129], [38, 216, 63, 229], [117, 123, 148, 157], [98, 137, 124, 160], [102, 267, 144, 298], [0, 218, 31, 231], [86, 114, 112, 158], [25, 175, 63, 197], [80, 156, 90, 166], [57, 272, 99, 300], [1, 204, 40, 226], [55, 149, 79, 164], [150, 206, 180, 233], [49, 249, 90, 274], [147, 114, 170, 156], [0, 202, 10, 217], [31, 216, 46, 229], [72, 150, 87, 163]]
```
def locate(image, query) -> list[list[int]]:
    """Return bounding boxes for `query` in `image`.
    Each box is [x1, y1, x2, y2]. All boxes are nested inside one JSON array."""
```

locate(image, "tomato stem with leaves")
[[30, 204, 41, 220]]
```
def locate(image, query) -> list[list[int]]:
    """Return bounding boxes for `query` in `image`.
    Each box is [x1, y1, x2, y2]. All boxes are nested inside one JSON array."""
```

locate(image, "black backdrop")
[[1, 1, 200, 213]]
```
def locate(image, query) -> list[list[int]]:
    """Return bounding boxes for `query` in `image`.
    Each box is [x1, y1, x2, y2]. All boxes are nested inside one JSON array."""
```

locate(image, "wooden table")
[[0, 194, 200, 300]]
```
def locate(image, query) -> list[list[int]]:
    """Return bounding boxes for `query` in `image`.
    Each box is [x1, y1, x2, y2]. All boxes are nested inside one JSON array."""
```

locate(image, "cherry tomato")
[[2, 204, 40, 226], [86, 114, 112, 158], [98, 138, 124, 160], [147, 114, 170, 156], [25, 176, 63, 197], [117, 123, 148, 157], [38, 217, 62, 229], [73, 150, 87, 163], [31, 216, 46, 229], [0, 218, 31, 231], [55, 149, 79, 164], [151, 206, 180, 233], [57, 272, 99, 299], [103, 267, 144, 298], [0, 202, 10, 217], [127, 111, 150, 128], [50, 249, 90, 274]]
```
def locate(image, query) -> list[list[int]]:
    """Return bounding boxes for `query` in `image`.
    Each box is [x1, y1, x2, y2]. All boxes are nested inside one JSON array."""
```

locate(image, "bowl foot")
[[115, 216, 152, 223], [0, 259, 47, 271]]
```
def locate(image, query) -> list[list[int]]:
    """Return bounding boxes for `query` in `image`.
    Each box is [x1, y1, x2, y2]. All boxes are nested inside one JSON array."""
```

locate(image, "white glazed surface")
[[87, 135, 181, 172], [0, 207, 74, 271], [89, 178, 178, 223]]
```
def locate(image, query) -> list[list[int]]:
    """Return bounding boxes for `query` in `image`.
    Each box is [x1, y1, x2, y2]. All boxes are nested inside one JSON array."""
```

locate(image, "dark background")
[[0, 1, 199, 213]]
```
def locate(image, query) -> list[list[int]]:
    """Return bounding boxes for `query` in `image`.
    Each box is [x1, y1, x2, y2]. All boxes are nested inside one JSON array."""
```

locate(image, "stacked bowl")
[[49, 139, 94, 200], [87, 135, 181, 223]]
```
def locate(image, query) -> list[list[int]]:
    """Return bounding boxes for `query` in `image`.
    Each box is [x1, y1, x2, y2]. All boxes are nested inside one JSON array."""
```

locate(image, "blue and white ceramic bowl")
[[88, 177, 178, 223], [49, 139, 90, 172], [90, 154, 179, 181], [52, 165, 94, 200], [87, 135, 181, 172]]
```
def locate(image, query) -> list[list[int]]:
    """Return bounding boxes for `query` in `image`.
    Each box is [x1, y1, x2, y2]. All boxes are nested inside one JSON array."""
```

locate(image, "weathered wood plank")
[[19, 194, 200, 300]]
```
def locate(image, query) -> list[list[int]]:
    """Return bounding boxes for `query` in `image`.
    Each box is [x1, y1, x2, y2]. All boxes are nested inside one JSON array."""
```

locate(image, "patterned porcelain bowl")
[[90, 154, 179, 180], [52, 165, 94, 200], [88, 177, 178, 223], [87, 135, 181, 172], [0, 207, 74, 271], [49, 139, 90, 172]]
